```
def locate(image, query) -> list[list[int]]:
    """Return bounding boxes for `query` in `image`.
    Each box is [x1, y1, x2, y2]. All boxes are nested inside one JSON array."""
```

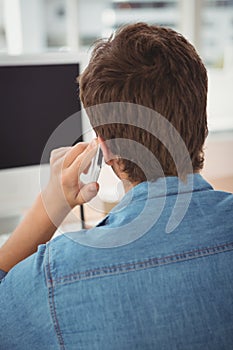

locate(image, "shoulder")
[[46, 232, 111, 282], [0, 243, 47, 285], [204, 188, 233, 213], [192, 183, 233, 210]]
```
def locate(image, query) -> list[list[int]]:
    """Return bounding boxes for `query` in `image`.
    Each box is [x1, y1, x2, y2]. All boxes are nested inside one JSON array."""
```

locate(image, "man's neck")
[[121, 179, 139, 193]]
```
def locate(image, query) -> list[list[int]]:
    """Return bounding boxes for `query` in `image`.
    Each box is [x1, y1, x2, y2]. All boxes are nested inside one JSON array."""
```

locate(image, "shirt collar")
[[110, 173, 213, 213], [66, 174, 213, 247]]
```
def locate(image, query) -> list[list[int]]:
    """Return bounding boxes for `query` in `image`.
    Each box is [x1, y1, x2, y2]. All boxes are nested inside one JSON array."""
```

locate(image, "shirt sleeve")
[[0, 243, 56, 349]]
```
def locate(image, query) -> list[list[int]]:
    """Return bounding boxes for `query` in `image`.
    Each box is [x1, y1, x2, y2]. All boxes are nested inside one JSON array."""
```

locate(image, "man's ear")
[[98, 136, 116, 166]]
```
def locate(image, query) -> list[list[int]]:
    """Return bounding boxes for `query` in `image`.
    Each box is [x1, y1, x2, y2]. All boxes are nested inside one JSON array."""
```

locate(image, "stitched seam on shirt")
[[50, 241, 233, 286], [45, 244, 66, 350]]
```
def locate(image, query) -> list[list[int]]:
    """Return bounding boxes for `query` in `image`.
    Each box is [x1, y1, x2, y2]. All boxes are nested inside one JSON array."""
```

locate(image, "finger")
[[70, 139, 98, 174], [75, 182, 99, 205], [82, 162, 91, 174], [63, 142, 89, 168], [50, 147, 72, 163]]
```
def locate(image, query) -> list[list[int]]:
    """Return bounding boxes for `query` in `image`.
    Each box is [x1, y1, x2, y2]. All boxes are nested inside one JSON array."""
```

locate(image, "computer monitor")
[[0, 53, 86, 233]]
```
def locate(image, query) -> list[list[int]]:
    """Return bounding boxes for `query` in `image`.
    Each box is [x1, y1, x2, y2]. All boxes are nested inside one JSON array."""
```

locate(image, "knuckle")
[[50, 150, 56, 159], [50, 149, 59, 163]]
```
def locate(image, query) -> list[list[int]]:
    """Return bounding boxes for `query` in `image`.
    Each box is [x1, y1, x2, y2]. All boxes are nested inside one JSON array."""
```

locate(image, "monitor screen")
[[0, 63, 82, 169]]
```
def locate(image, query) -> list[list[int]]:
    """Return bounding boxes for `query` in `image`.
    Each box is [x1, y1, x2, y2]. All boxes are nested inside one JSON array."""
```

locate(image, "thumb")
[[76, 182, 99, 205]]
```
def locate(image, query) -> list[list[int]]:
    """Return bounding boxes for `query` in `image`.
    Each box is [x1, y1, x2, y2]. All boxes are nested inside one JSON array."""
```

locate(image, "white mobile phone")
[[80, 146, 103, 184]]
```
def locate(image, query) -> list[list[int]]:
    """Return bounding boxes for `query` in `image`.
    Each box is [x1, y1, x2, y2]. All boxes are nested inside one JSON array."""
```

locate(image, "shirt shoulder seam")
[[44, 243, 66, 349], [51, 241, 233, 286]]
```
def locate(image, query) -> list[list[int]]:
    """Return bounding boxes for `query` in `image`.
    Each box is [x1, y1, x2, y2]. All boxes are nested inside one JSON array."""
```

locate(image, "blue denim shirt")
[[0, 174, 233, 350]]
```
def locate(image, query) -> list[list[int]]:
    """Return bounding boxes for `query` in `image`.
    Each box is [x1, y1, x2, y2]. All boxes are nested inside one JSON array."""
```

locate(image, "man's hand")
[[42, 139, 99, 225], [0, 140, 99, 273]]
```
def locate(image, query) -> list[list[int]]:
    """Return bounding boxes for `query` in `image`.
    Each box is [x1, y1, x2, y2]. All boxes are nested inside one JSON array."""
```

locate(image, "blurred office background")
[[0, 0, 232, 193]]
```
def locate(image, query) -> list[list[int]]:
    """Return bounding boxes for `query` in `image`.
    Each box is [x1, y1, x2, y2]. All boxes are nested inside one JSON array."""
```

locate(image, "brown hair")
[[79, 23, 208, 182]]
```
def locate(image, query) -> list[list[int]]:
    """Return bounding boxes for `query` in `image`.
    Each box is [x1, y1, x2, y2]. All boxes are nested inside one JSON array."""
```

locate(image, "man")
[[0, 23, 232, 349]]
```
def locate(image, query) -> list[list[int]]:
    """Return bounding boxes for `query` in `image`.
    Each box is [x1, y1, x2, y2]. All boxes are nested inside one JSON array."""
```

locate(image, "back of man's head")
[[79, 23, 208, 183]]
